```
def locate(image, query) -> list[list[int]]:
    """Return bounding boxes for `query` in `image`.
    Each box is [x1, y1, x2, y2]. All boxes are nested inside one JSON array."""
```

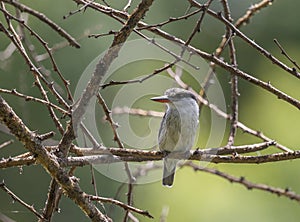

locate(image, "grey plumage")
[[152, 88, 199, 186]]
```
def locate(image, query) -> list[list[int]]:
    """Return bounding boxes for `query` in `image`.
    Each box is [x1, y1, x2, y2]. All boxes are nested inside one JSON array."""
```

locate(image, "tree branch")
[[89, 195, 153, 219], [68, 146, 300, 165], [0, 141, 278, 169]]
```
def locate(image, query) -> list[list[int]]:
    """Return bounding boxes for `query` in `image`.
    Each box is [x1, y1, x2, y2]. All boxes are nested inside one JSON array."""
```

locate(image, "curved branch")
[[183, 162, 300, 203]]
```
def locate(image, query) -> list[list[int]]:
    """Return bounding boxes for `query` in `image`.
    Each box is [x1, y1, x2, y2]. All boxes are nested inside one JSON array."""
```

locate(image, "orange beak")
[[150, 95, 170, 103]]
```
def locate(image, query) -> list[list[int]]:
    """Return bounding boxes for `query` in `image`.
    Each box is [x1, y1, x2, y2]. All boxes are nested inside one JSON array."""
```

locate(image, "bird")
[[151, 88, 199, 186]]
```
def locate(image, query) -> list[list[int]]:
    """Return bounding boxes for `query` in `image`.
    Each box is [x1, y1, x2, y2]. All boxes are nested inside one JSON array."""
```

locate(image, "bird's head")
[[151, 88, 198, 107]]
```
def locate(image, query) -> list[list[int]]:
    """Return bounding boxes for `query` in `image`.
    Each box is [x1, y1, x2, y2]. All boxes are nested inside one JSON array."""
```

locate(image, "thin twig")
[[90, 165, 107, 213], [123, 0, 132, 12], [89, 195, 153, 219], [274, 38, 300, 71], [108, 162, 161, 216], [0, 88, 69, 115], [137, 8, 203, 30], [100, 62, 176, 89], [184, 0, 213, 47], [0, 182, 44, 219], [80, 123, 100, 148], [33, 72, 65, 134], [63, 0, 95, 19], [0, 139, 13, 149], [221, 0, 239, 146], [88, 30, 117, 38], [236, 122, 292, 152]]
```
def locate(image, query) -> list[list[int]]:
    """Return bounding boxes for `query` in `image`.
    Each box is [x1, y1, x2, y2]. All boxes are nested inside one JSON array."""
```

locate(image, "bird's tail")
[[162, 158, 177, 187]]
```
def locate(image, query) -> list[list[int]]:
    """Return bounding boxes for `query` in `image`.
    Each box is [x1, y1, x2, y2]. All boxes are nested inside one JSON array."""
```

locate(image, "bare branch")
[[0, 141, 277, 169], [183, 161, 300, 203], [100, 62, 176, 89], [0, 139, 13, 149], [0, 155, 36, 169], [274, 38, 300, 71], [88, 30, 118, 39], [123, 0, 133, 12], [137, 8, 203, 30], [184, 0, 213, 47], [235, 0, 274, 28], [111, 106, 163, 118], [89, 195, 153, 219], [64, 148, 300, 166], [39, 179, 61, 222], [63, 0, 95, 19]]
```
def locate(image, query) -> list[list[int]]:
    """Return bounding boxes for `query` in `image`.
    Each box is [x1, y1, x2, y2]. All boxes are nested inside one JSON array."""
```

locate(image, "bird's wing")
[[158, 110, 180, 152]]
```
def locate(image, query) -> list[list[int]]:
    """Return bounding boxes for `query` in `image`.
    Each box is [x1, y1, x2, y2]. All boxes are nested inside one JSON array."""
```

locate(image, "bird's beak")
[[151, 95, 170, 103]]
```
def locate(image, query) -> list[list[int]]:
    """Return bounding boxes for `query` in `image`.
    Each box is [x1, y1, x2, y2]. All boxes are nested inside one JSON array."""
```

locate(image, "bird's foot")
[[161, 150, 171, 158]]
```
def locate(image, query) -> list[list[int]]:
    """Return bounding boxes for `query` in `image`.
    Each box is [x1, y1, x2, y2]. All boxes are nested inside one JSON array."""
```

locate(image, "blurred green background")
[[1, 0, 300, 221]]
